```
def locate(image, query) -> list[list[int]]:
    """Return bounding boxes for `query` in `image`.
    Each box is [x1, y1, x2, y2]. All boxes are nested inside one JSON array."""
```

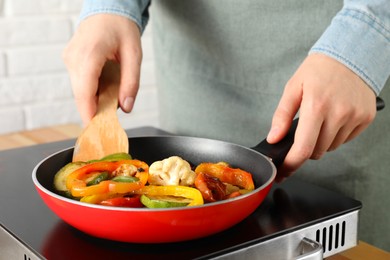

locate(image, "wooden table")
[[0, 124, 83, 151], [1, 124, 389, 260]]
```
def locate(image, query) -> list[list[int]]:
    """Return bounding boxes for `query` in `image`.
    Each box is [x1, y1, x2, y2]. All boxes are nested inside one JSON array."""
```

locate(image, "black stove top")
[[0, 127, 361, 259]]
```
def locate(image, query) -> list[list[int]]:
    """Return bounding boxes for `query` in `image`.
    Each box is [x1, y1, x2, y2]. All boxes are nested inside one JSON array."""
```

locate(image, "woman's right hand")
[[63, 14, 143, 125]]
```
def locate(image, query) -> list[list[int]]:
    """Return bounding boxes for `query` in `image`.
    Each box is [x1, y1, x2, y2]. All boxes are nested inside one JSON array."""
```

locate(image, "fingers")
[[63, 14, 143, 125], [277, 100, 376, 181], [64, 45, 106, 125], [275, 103, 323, 181], [273, 54, 377, 181], [328, 110, 375, 150], [267, 79, 302, 144], [72, 76, 99, 126]]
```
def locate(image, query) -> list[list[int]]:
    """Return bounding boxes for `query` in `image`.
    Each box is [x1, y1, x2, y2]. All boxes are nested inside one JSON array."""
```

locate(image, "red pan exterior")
[[33, 136, 276, 243], [35, 183, 272, 243]]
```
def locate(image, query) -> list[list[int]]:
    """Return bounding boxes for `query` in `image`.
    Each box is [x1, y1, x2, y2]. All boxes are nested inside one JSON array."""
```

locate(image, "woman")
[[63, 0, 390, 250]]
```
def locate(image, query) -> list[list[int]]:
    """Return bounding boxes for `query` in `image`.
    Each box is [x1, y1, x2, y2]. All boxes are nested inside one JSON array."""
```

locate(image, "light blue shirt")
[[79, 0, 390, 95], [79, 0, 150, 33], [310, 0, 390, 94]]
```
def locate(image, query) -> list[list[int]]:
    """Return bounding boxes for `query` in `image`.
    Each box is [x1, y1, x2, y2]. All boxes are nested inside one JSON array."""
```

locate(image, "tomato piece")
[[195, 172, 226, 202]]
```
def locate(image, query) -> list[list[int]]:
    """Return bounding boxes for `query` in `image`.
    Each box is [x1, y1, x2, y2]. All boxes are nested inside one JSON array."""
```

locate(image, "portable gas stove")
[[0, 127, 360, 260]]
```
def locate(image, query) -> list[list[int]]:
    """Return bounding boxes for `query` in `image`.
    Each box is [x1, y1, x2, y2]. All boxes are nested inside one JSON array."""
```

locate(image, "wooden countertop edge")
[[1, 124, 389, 259], [327, 241, 390, 260], [0, 124, 82, 151]]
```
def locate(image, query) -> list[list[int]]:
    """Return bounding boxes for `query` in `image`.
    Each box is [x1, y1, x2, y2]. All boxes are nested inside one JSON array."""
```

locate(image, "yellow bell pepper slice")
[[81, 193, 115, 204]]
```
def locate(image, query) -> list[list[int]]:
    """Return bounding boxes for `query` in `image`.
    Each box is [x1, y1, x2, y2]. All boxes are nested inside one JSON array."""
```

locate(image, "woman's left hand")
[[267, 53, 377, 182]]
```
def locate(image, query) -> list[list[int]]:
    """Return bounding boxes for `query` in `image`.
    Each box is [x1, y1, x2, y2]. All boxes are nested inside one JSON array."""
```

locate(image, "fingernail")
[[267, 127, 279, 142], [123, 96, 134, 113]]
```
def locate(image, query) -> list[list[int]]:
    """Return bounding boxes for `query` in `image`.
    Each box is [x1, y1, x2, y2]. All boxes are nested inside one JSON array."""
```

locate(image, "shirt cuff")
[[310, 8, 390, 95], [79, 0, 151, 33]]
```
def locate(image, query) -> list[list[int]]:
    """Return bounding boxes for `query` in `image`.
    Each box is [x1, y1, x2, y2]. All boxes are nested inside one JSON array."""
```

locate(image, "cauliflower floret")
[[149, 156, 196, 186]]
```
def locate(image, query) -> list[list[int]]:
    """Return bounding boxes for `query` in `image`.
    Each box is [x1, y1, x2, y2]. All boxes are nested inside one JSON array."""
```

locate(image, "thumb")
[[267, 82, 302, 144]]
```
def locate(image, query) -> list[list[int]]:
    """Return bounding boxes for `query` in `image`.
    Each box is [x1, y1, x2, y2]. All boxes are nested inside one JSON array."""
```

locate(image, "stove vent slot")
[[315, 221, 346, 253]]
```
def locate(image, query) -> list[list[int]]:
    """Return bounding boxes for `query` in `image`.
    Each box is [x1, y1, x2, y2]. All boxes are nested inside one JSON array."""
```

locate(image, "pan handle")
[[252, 97, 385, 167]]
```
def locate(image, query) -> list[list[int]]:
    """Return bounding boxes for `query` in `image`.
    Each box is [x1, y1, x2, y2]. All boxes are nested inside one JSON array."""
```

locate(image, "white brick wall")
[[0, 1, 158, 135], [0, 53, 5, 76]]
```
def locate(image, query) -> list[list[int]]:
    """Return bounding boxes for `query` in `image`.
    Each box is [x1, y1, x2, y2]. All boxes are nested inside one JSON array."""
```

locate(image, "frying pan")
[[32, 97, 384, 243]]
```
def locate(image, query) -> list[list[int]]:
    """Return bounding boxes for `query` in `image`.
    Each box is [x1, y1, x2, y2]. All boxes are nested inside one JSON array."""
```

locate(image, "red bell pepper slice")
[[195, 162, 255, 190], [100, 196, 143, 208]]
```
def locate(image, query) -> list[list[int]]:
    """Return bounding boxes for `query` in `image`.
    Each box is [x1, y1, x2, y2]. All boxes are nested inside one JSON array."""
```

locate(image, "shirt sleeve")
[[79, 0, 151, 33], [309, 0, 390, 95]]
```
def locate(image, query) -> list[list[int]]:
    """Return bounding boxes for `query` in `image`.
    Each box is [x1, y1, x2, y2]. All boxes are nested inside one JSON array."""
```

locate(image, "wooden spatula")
[[72, 61, 129, 162]]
